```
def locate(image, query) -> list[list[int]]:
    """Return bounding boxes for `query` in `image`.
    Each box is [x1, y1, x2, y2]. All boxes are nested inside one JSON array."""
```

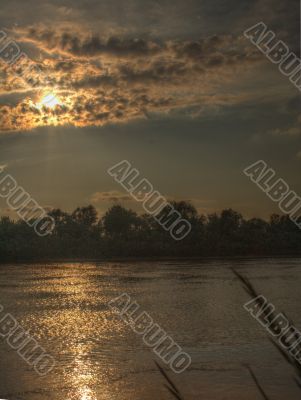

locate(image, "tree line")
[[0, 201, 301, 261]]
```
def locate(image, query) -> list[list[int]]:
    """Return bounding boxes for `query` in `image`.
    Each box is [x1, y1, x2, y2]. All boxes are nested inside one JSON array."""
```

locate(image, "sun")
[[38, 93, 61, 109]]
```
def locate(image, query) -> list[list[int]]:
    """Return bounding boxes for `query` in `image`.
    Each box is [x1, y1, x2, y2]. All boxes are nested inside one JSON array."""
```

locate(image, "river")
[[0, 258, 300, 399]]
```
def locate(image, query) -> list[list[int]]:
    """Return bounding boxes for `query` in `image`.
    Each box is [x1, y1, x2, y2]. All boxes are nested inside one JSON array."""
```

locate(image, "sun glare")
[[38, 93, 61, 109]]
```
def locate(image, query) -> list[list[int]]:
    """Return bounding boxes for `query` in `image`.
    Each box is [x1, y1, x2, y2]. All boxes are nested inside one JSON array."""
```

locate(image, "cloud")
[[16, 26, 261, 67], [91, 191, 133, 203], [1, 18, 296, 133], [20, 27, 162, 58], [269, 114, 301, 137]]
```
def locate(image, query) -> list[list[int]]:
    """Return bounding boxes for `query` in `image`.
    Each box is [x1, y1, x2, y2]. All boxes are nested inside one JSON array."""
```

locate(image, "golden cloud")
[[0, 26, 263, 132]]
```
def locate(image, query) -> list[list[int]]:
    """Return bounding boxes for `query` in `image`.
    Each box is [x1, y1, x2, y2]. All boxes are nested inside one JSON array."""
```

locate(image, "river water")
[[0, 258, 300, 400]]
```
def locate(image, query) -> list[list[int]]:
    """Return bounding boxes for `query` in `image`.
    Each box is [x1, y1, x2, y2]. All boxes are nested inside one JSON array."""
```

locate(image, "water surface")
[[0, 258, 300, 399]]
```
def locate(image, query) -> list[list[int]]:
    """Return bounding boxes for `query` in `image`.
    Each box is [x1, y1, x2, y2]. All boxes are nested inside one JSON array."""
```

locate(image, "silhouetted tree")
[[0, 201, 300, 261], [102, 205, 139, 238]]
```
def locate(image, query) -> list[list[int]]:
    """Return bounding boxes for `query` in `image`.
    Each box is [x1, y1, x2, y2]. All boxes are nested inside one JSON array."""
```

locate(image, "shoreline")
[[1, 254, 301, 265]]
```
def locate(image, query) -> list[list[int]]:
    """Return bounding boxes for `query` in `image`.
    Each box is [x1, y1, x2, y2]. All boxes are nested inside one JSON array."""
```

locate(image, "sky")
[[0, 0, 300, 219]]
